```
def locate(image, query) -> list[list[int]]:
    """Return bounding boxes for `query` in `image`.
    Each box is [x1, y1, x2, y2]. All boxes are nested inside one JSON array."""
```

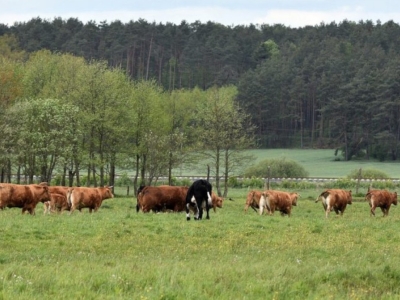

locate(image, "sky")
[[1, 0, 400, 28]]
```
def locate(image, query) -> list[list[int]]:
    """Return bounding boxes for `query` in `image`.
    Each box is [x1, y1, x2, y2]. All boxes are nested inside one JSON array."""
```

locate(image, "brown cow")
[[260, 190, 299, 217], [43, 193, 70, 214], [137, 185, 188, 213], [195, 192, 224, 213], [0, 182, 51, 215], [315, 189, 352, 218], [47, 186, 71, 213], [365, 189, 397, 217], [244, 190, 262, 213], [67, 186, 114, 214], [211, 192, 224, 212]]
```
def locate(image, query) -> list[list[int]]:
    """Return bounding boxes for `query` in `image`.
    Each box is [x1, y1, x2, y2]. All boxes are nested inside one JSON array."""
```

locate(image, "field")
[[1, 187, 400, 300], [177, 149, 400, 178], [2, 149, 400, 299]]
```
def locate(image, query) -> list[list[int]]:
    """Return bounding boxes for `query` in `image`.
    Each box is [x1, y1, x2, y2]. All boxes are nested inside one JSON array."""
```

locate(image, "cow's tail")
[[315, 191, 328, 203]]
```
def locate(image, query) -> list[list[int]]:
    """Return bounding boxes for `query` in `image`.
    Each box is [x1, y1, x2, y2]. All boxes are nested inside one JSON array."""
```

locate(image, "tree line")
[[0, 17, 400, 160], [0, 47, 254, 196], [1, 17, 400, 162]]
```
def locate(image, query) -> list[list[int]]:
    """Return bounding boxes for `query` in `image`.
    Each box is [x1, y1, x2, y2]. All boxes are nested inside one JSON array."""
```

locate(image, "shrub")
[[242, 177, 264, 189], [244, 158, 309, 178], [347, 169, 389, 180], [115, 172, 132, 186]]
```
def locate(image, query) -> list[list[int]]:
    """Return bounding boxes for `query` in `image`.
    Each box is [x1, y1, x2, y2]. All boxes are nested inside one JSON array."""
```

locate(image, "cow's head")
[[392, 192, 398, 206], [102, 186, 114, 199], [347, 190, 353, 205], [215, 196, 224, 208], [291, 193, 300, 206]]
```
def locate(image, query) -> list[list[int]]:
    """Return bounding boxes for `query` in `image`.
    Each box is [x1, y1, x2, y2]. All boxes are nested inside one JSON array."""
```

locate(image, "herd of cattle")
[[0, 179, 397, 218]]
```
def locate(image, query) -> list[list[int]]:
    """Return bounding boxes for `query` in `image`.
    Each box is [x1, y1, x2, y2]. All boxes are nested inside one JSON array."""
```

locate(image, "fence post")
[[356, 168, 362, 194], [265, 166, 270, 190], [127, 186, 130, 196]]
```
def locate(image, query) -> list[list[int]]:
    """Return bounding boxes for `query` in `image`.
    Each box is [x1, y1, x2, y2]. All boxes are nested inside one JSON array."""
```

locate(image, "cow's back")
[[139, 186, 188, 212]]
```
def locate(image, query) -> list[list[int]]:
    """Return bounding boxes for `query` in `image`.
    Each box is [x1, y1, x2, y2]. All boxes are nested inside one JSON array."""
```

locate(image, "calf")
[[244, 190, 262, 213], [316, 189, 352, 218], [0, 183, 51, 215], [260, 190, 298, 217], [137, 185, 188, 213], [185, 179, 212, 221], [192, 192, 225, 213], [365, 189, 397, 217], [67, 186, 114, 214]]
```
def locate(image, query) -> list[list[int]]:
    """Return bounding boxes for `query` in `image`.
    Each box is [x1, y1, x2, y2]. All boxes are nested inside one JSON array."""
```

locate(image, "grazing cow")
[[44, 193, 70, 214], [211, 192, 224, 212], [67, 186, 114, 214], [259, 190, 299, 217], [315, 189, 352, 218], [192, 192, 225, 213], [136, 185, 189, 213], [365, 189, 397, 217], [46, 186, 71, 213], [244, 190, 262, 213], [0, 182, 51, 215], [185, 179, 212, 221]]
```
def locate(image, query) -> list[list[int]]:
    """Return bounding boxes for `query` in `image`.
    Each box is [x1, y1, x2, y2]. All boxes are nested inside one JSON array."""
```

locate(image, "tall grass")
[[1, 188, 400, 299]]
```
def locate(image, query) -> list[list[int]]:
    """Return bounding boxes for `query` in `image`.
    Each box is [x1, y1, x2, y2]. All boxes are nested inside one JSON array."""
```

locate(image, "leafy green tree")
[[194, 86, 256, 196], [3, 98, 80, 183]]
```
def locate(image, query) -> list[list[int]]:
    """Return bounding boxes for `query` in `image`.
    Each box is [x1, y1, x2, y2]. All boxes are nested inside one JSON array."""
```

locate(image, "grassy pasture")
[[177, 149, 400, 178], [1, 188, 400, 299]]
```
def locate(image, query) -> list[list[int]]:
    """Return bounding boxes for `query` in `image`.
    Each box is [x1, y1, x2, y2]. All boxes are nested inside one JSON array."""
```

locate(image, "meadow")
[[2, 149, 400, 299], [1, 187, 400, 300], [178, 149, 400, 178]]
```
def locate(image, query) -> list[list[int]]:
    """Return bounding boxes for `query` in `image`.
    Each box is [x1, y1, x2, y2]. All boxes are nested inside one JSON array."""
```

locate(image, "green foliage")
[[115, 172, 132, 187], [347, 168, 389, 179], [79, 175, 101, 187], [244, 157, 309, 178], [170, 177, 192, 187], [241, 177, 264, 189]]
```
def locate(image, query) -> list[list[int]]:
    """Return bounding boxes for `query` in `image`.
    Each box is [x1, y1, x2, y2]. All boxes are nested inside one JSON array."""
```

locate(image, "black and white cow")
[[185, 179, 212, 221]]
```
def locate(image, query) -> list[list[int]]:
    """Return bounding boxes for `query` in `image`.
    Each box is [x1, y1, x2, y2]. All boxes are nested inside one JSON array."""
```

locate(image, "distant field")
[[175, 149, 400, 178]]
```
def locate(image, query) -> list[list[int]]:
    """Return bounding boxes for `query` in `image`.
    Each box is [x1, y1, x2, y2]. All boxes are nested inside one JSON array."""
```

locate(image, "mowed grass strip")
[[1, 190, 400, 299]]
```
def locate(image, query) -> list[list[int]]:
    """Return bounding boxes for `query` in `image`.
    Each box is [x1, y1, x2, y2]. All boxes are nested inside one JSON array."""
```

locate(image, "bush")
[[347, 169, 389, 180], [241, 177, 264, 189], [115, 172, 132, 186], [244, 158, 309, 178]]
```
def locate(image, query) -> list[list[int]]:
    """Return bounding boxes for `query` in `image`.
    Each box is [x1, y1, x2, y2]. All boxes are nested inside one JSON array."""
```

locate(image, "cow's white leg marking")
[[191, 196, 196, 203], [207, 192, 212, 205], [325, 195, 331, 218], [186, 203, 191, 220], [259, 195, 266, 215]]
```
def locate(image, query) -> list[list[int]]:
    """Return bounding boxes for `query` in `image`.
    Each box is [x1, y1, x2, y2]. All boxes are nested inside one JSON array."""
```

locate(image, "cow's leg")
[[197, 200, 204, 220], [185, 203, 191, 221], [370, 205, 376, 216], [259, 195, 266, 216], [205, 192, 211, 219], [382, 207, 388, 217]]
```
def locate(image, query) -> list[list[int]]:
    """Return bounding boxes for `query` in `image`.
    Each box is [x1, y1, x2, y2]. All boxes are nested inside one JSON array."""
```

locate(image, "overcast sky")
[[1, 0, 399, 28]]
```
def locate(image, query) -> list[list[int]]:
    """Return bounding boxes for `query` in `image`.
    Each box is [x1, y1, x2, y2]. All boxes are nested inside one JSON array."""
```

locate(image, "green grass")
[[1, 189, 400, 299], [245, 149, 400, 178], [174, 149, 400, 178]]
